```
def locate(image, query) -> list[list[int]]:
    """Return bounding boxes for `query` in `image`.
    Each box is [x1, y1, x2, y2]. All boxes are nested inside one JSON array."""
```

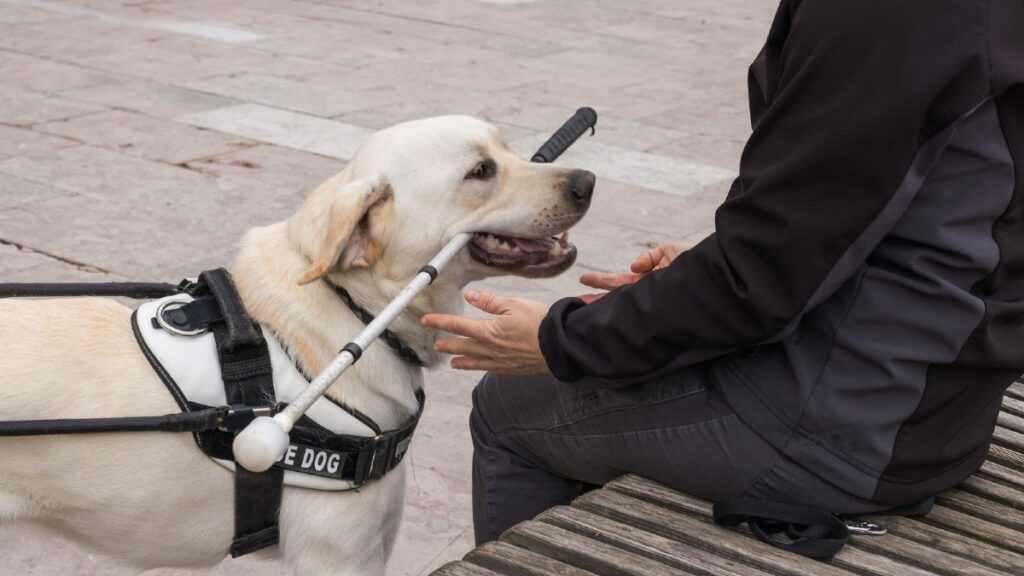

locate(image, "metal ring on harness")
[[155, 296, 208, 337]]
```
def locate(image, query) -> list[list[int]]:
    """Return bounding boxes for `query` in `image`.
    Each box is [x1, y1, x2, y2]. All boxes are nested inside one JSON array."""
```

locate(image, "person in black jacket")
[[423, 0, 1024, 545]]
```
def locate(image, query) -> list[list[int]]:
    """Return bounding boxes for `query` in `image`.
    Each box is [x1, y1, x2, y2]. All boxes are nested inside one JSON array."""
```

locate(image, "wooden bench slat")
[[844, 530, 1011, 576], [988, 443, 1024, 470], [433, 561, 505, 576], [935, 489, 1024, 530], [979, 460, 1024, 491], [604, 474, 710, 518], [501, 519, 695, 576], [998, 411, 1024, 435], [576, 486, 900, 576], [925, 505, 1024, 555], [993, 424, 1024, 454], [959, 474, 1024, 509], [1002, 395, 1024, 419], [603, 474, 1023, 575], [439, 398, 1024, 576], [1007, 382, 1024, 401], [538, 505, 777, 576], [860, 514, 1024, 575], [465, 541, 599, 576]]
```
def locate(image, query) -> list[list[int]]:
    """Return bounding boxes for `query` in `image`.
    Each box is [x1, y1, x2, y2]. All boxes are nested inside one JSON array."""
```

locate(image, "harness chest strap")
[[190, 270, 283, 557], [191, 391, 424, 487]]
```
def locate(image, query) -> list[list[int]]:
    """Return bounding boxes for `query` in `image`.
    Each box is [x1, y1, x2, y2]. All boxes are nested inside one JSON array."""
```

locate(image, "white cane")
[[232, 108, 599, 473]]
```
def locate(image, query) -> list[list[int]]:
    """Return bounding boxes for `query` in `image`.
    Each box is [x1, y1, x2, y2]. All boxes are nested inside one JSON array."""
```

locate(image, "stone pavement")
[[0, 1, 774, 574]]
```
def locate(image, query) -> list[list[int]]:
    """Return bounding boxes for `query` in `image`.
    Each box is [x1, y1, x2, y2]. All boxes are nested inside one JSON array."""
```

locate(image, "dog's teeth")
[[559, 231, 569, 245]]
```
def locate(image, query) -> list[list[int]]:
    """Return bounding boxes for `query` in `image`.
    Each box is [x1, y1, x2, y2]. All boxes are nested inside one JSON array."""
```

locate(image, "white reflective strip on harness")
[[137, 295, 377, 491]]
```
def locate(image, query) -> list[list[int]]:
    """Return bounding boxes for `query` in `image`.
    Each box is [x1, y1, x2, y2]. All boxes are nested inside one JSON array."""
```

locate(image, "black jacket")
[[539, 0, 1024, 506]]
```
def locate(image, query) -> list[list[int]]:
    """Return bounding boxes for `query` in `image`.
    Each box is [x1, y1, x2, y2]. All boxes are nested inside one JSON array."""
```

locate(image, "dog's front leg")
[[279, 469, 405, 576], [284, 522, 388, 576]]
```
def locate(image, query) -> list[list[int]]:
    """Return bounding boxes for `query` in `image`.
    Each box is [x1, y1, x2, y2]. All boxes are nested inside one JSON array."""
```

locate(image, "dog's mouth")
[[468, 232, 577, 277]]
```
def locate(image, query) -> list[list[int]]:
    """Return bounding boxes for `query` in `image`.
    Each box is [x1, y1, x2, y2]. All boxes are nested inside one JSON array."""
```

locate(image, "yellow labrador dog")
[[0, 116, 594, 575]]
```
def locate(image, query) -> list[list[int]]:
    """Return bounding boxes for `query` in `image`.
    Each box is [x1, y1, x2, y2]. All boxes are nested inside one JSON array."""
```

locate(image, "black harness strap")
[[358, 390, 423, 485], [190, 269, 284, 558], [190, 392, 425, 488]]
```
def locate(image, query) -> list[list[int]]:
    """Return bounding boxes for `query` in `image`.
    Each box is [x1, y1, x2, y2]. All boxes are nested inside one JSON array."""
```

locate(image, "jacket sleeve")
[[539, 0, 992, 384]]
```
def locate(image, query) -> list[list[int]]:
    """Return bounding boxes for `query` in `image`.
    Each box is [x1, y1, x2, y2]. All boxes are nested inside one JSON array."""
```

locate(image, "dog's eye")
[[466, 158, 496, 181]]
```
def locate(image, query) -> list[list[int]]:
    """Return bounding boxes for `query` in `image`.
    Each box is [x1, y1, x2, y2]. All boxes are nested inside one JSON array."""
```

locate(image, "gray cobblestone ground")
[[0, 1, 773, 574]]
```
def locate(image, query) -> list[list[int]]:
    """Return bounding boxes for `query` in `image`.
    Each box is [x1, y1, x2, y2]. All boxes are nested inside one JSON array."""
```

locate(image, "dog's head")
[[289, 116, 595, 286]]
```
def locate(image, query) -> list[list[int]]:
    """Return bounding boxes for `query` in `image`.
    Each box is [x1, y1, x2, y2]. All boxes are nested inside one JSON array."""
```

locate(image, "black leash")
[[0, 281, 183, 300], [0, 408, 227, 436]]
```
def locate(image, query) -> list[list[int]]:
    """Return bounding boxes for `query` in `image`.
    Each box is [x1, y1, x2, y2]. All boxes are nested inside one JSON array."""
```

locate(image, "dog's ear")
[[295, 175, 392, 285]]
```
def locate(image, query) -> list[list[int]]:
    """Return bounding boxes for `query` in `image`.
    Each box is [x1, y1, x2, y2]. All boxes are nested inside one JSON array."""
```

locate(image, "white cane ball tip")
[[232, 417, 288, 473]]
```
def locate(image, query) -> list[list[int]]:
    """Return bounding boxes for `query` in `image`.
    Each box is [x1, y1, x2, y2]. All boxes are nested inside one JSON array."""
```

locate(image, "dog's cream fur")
[[0, 116, 590, 575]]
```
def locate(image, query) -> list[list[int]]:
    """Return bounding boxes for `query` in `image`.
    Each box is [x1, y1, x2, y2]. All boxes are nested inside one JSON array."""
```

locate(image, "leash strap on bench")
[[713, 496, 934, 560], [190, 269, 284, 558], [713, 498, 849, 560]]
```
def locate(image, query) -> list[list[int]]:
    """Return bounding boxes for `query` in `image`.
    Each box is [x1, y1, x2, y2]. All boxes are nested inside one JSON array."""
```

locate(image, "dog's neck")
[[230, 222, 462, 429]]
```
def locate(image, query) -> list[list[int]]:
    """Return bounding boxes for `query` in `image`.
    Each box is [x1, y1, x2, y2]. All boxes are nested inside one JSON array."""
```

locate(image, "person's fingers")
[[654, 245, 682, 269], [434, 337, 495, 358], [631, 247, 661, 274], [465, 289, 513, 315], [421, 313, 489, 340], [579, 272, 635, 291], [578, 292, 607, 304], [449, 356, 506, 371]]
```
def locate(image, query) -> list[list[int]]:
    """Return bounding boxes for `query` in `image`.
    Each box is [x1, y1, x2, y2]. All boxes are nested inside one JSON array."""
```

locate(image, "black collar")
[[330, 283, 425, 367]]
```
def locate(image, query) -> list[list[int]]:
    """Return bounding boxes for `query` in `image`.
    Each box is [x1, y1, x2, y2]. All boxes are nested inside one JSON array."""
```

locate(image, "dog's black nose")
[[567, 170, 596, 206]]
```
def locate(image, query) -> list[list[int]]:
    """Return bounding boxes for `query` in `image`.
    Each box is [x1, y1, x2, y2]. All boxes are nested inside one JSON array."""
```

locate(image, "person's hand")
[[422, 289, 550, 374], [578, 243, 688, 303]]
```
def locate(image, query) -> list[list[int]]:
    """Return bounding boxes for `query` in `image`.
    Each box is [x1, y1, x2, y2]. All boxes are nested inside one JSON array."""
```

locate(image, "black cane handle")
[[530, 107, 598, 163]]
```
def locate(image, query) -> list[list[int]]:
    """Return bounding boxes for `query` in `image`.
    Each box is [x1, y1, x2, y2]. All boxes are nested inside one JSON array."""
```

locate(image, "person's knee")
[[470, 372, 502, 444], [471, 371, 567, 443]]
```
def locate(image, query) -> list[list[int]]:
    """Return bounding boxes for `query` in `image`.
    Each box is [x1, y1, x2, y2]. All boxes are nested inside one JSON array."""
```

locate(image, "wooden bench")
[[433, 381, 1024, 576]]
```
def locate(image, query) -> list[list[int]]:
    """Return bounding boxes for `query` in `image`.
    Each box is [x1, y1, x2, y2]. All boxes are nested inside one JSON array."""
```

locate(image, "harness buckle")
[[367, 434, 383, 477], [221, 405, 276, 432], [845, 520, 887, 536], [176, 278, 198, 294], [350, 435, 384, 488], [155, 296, 207, 336]]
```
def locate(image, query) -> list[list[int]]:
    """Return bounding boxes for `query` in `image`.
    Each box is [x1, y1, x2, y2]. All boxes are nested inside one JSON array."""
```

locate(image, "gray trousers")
[[470, 366, 883, 544]]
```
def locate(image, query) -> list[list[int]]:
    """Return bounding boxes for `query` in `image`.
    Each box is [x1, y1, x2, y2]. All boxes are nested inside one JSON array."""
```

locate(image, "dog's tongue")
[[508, 236, 554, 253]]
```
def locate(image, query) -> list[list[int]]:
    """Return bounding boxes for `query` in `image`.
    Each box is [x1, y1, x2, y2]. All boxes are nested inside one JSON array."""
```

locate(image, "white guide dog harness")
[[136, 296, 386, 490], [130, 269, 424, 556]]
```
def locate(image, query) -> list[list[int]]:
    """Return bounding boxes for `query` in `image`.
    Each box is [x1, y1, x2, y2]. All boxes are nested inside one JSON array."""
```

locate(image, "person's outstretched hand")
[[422, 289, 550, 374], [578, 243, 688, 304]]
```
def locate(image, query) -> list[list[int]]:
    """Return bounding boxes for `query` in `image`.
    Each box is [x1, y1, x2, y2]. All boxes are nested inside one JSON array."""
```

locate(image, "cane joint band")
[[341, 342, 363, 363], [418, 265, 439, 283]]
